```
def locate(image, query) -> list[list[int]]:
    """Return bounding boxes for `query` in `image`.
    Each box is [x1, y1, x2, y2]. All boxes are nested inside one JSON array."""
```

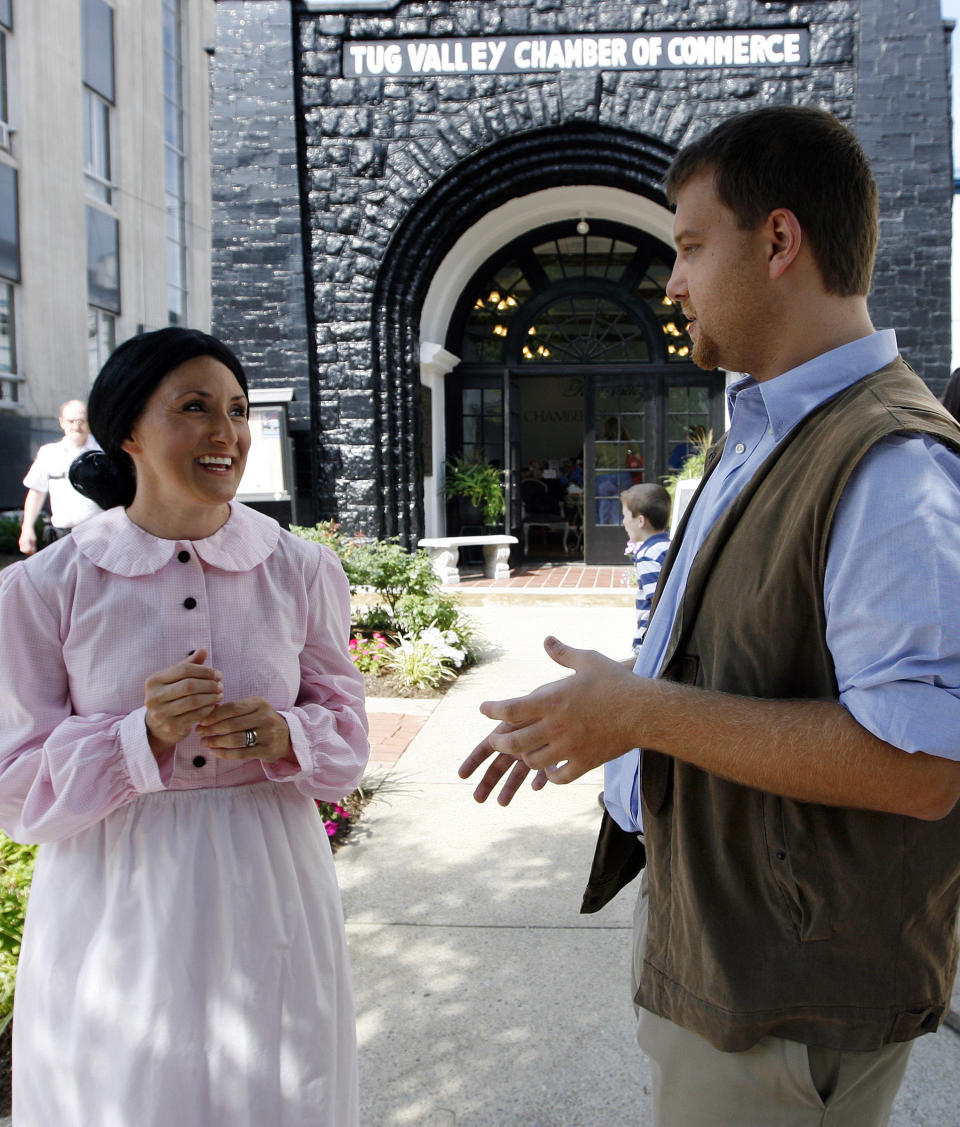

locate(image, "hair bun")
[[69, 449, 136, 510]]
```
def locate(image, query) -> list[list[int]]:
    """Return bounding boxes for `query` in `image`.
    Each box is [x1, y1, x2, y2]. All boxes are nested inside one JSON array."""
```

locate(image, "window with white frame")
[[163, 0, 187, 324], [83, 88, 112, 203], [0, 0, 13, 153], [87, 305, 115, 382], [0, 158, 19, 406], [0, 35, 8, 151], [0, 280, 18, 406], [82, 0, 115, 202], [82, 3, 119, 367]]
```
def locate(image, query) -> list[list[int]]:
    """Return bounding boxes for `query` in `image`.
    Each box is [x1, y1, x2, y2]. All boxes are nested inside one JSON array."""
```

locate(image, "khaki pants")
[[631, 874, 914, 1127]]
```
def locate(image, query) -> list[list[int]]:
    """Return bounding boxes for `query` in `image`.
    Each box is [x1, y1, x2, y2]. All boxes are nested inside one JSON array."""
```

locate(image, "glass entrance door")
[[444, 217, 723, 564], [584, 368, 717, 563], [586, 371, 653, 563]]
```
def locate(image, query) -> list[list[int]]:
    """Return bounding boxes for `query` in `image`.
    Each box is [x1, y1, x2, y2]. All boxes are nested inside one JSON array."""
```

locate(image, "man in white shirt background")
[[18, 400, 101, 554]]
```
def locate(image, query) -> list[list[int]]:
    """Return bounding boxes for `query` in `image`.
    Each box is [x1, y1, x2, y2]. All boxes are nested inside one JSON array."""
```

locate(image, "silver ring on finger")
[[245, 728, 259, 748]]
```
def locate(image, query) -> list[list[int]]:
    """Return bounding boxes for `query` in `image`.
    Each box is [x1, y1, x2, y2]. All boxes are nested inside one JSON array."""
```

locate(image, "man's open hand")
[[459, 636, 641, 804]]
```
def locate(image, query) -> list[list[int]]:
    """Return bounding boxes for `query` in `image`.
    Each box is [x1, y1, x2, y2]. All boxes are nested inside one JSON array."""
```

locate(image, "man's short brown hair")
[[664, 106, 878, 297]]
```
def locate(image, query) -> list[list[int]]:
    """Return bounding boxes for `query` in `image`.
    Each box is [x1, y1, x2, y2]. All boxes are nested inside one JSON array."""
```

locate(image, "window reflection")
[[82, 0, 115, 102], [86, 206, 119, 312]]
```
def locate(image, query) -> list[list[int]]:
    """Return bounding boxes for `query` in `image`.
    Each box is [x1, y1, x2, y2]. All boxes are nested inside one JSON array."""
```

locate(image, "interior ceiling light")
[[576, 218, 590, 235]]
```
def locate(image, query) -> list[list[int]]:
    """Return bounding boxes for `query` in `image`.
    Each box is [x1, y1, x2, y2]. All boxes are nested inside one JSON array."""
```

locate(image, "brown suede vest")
[[583, 358, 960, 1052]]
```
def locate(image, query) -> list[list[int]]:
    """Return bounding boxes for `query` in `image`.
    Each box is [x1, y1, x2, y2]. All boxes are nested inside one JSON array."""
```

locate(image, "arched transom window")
[[450, 220, 693, 366]]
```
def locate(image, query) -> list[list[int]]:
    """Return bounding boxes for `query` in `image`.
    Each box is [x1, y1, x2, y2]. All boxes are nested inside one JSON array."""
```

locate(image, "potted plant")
[[442, 457, 506, 529], [662, 427, 713, 500]]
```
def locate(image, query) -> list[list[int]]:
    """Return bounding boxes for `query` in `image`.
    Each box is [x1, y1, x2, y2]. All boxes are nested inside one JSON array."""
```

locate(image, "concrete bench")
[[417, 535, 518, 584]]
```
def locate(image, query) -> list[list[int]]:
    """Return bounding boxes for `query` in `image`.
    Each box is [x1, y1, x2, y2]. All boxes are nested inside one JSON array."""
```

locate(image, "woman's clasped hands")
[[144, 647, 294, 763]]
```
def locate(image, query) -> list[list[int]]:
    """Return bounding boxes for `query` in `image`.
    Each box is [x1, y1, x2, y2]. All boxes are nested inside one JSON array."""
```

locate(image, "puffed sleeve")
[[0, 563, 165, 844], [262, 546, 370, 800]]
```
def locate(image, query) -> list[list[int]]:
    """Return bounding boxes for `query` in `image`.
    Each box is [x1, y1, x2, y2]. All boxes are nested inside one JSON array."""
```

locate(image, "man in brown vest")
[[461, 106, 960, 1126]]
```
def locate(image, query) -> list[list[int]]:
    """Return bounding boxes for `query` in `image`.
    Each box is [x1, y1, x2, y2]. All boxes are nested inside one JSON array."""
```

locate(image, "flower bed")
[[318, 790, 369, 851], [293, 522, 481, 693]]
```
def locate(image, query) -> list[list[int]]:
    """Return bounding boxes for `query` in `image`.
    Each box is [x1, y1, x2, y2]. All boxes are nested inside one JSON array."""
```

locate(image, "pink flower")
[[324, 821, 337, 837]]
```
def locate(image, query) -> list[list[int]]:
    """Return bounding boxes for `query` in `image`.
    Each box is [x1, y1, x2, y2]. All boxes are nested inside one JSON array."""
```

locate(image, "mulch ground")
[[362, 669, 449, 699]]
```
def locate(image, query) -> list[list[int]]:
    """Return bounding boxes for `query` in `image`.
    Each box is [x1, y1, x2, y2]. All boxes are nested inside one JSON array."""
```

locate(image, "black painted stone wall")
[[211, 0, 953, 538], [857, 0, 953, 394], [211, 1, 315, 522]]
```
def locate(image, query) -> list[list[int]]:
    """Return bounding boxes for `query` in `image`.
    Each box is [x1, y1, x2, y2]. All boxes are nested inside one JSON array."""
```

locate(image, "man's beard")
[[691, 328, 722, 372]]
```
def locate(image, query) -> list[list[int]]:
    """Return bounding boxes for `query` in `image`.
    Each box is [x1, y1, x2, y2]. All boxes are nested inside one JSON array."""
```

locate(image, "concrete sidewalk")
[[338, 601, 960, 1127]]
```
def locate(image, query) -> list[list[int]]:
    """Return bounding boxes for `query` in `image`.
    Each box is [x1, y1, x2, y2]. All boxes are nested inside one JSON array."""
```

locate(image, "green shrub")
[[287, 519, 344, 553], [393, 594, 481, 664], [293, 523, 438, 601], [342, 539, 439, 617], [0, 512, 46, 557], [293, 523, 450, 623], [0, 511, 51, 557], [0, 515, 20, 555], [0, 833, 37, 1026], [292, 523, 483, 685]]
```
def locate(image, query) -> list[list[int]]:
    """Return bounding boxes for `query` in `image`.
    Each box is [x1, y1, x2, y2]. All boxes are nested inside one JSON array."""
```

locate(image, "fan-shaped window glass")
[[454, 221, 693, 365], [532, 234, 637, 282], [521, 297, 649, 363]]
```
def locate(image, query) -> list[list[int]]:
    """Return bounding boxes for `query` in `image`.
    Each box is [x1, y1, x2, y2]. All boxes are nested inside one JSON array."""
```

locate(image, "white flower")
[[417, 625, 466, 667]]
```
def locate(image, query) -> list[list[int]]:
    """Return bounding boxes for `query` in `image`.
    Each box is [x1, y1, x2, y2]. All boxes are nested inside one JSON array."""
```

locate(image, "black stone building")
[[211, 0, 953, 563]]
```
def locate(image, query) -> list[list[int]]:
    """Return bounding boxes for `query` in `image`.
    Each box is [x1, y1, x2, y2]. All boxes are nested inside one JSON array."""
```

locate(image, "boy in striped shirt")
[[621, 484, 671, 652]]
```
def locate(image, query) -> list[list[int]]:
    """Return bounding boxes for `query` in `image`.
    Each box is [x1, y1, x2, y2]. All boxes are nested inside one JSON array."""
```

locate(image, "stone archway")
[[370, 122, 676, 545]]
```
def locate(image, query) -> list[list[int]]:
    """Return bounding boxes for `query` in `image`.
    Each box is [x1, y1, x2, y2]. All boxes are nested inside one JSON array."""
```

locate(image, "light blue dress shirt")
[[604, 330, 960, 834]]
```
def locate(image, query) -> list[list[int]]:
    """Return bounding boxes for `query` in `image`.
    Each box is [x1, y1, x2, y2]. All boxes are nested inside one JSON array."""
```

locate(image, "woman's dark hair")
[[69, 327, 248, 510]]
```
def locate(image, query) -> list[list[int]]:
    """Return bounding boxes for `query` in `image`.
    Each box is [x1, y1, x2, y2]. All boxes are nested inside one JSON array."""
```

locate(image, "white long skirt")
[[12, 782, 359, 1127]]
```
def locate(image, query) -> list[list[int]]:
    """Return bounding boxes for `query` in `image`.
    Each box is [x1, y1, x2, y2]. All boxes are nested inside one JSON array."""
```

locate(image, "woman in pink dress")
[[0, 327, 368, 1125]]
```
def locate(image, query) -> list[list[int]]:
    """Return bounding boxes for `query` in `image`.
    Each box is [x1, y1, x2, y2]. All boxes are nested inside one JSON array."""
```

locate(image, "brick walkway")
[[367, 711, 429, 766], [452, 561, 635, 591], [364, 565, 634, 766]]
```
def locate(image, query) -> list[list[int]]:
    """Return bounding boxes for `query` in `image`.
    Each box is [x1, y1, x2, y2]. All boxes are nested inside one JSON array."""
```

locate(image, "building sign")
[[343, 28, 809, 77], [303, 0, 400, 9]]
